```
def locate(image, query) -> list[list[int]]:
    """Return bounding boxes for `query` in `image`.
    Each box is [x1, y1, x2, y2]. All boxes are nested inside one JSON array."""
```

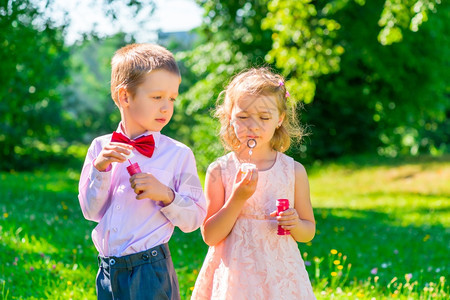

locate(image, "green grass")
[[0, 155, 448, 299]]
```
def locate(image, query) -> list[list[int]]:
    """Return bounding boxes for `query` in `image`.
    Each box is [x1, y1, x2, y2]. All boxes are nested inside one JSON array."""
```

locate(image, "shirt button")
[[116, 205, 120, 210], [113, 227, 118, 232]]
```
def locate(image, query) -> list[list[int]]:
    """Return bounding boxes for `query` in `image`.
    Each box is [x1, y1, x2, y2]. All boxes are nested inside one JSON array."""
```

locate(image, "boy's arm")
[[78, 140, 112, 222], [159, 149, 207, 233]]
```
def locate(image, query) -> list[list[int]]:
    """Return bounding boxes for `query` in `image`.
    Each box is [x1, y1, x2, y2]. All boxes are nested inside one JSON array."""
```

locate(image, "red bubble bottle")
[[276, 199, 290, 235], [126, 162, 141, 176], [126, 160, 143, 194]]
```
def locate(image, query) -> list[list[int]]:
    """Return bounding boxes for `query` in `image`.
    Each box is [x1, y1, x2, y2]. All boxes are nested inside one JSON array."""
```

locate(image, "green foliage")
[[263, 0, 347, 103], [60, 34, 129, 143], [0, 0, 70, 170], [378, 0, 442, 45], [301, 0, 449, 160], [1, 155, 448, 298], [176, 0, 449, 166]]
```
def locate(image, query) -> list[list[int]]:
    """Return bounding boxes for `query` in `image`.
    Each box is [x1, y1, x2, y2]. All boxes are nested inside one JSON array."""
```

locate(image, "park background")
[[0, 0, 449, 299]]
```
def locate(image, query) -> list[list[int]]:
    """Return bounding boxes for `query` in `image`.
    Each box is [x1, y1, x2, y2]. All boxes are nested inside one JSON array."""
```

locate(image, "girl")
[[192, 68, 316, 299]]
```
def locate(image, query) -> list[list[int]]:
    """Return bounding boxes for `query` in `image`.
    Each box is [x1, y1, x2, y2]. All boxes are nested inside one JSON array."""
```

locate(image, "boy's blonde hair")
[[215, 67, 303, 152], [110, 43, 180, 105]]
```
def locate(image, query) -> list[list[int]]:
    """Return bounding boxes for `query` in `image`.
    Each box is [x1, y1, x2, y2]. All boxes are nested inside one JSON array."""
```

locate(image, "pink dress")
[[192, 152, 316, 300]]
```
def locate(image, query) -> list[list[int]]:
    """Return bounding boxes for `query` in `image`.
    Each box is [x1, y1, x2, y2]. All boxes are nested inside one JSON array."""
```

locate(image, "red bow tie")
[[111, 131, 155, 158]]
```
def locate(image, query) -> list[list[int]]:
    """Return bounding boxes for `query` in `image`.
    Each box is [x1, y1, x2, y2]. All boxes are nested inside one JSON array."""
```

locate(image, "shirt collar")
[[116, 122, 161, 149]]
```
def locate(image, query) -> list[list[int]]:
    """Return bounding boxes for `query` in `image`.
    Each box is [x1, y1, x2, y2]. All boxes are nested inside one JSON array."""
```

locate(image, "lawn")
[[0, 155, 448, 299]]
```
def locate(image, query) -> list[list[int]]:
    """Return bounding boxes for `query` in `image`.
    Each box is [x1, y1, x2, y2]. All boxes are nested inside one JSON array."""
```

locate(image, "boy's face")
[[124, 69, 180, 135]]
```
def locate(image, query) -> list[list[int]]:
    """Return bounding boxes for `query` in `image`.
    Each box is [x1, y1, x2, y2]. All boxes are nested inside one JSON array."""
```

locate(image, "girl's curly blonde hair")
[[214, 67, 304, 152]]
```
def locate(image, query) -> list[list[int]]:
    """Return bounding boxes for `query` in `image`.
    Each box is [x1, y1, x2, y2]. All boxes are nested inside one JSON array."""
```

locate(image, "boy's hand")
[[270, 208, 300, 231], [94, 142, 134, 171], [231, 168, 258, 202], [130, 173, 175, 205]]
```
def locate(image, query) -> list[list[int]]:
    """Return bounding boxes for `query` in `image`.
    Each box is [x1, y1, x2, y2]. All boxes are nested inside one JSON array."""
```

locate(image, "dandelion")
[[333, 260, 340, 265], [330, 249, 338, 255], [388, 277, 398, 287], [190, 286, 195, 291], [331, 272, 338, 277], [371, 268, 378, 275], [423, 234, 430, 242], [67, 281, 72, 286], [337, 265, 344, 270], [3, 212, 8, 218], [306, 242, 312, 246]]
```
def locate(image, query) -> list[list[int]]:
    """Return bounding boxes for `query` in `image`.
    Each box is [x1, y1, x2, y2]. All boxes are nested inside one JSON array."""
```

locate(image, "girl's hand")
[[270, 208, 300, 231], [130, 173, 174, 205], [230, 168, 258, 202], [94, 142, 134, 171]]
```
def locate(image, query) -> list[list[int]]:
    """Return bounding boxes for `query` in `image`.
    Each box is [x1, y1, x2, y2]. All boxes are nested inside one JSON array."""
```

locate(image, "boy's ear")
[[117, 87, 130, 107]]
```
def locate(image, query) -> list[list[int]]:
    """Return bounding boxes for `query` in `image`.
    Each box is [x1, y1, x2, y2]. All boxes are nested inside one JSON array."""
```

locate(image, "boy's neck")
[[120, 121, 147, 140]]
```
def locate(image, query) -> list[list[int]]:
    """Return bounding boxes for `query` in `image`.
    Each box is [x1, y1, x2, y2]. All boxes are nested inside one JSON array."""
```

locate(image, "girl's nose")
[[248, 116, 260, 131]]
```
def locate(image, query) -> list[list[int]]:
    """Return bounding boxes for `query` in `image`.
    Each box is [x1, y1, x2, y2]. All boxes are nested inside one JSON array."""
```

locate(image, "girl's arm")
[[201, 162, 257, 246], [274, 161, 316, 243]]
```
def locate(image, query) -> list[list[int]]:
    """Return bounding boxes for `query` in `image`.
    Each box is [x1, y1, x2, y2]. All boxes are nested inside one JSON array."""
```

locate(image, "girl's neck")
[[234, 144, 277, 166]]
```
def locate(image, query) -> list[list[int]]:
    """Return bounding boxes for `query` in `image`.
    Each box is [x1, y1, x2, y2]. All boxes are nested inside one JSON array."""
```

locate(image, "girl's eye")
[[238, 116, 248, 119], [261, 117, 270, 120]]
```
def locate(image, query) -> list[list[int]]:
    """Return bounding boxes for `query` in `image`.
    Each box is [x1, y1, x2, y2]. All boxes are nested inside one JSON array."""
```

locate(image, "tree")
[[0, 0, 155, 170], [0, 0, 70, 170], [176, 0, 448, 166], [265, 0, 448, 158]]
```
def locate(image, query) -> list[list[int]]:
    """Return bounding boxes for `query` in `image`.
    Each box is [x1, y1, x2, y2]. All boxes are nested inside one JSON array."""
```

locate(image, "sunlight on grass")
[[1, 155, 448, 299]]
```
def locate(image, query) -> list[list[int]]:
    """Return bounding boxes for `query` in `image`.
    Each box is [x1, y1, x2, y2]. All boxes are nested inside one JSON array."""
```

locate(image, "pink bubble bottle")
[[276, 199, 290, 235]]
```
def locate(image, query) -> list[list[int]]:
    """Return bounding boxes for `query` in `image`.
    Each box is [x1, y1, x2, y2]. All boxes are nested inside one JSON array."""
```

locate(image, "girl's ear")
[[117, 87, 130, 108], [278, 112, 286, 127]]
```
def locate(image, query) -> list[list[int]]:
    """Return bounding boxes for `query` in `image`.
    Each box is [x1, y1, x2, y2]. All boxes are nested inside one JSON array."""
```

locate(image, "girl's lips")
[[156, 118, 166, 123]]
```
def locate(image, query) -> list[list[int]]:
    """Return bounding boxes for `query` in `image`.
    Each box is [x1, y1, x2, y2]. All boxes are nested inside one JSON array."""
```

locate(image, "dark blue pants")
[[96, 243, 180, 300]]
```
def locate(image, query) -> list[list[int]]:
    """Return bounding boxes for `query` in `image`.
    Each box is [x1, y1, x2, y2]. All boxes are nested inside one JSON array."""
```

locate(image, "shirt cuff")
[[159, 192, 190, 221], [89, 163, 112, 188]]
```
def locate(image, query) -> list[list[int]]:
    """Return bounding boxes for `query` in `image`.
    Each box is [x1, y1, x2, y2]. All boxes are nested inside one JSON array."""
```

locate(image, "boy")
[[78, 43, 206, 299]]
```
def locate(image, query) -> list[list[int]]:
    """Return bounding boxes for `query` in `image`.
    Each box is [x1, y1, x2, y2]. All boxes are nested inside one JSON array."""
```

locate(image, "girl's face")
[[230, 93, 284, 150]]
